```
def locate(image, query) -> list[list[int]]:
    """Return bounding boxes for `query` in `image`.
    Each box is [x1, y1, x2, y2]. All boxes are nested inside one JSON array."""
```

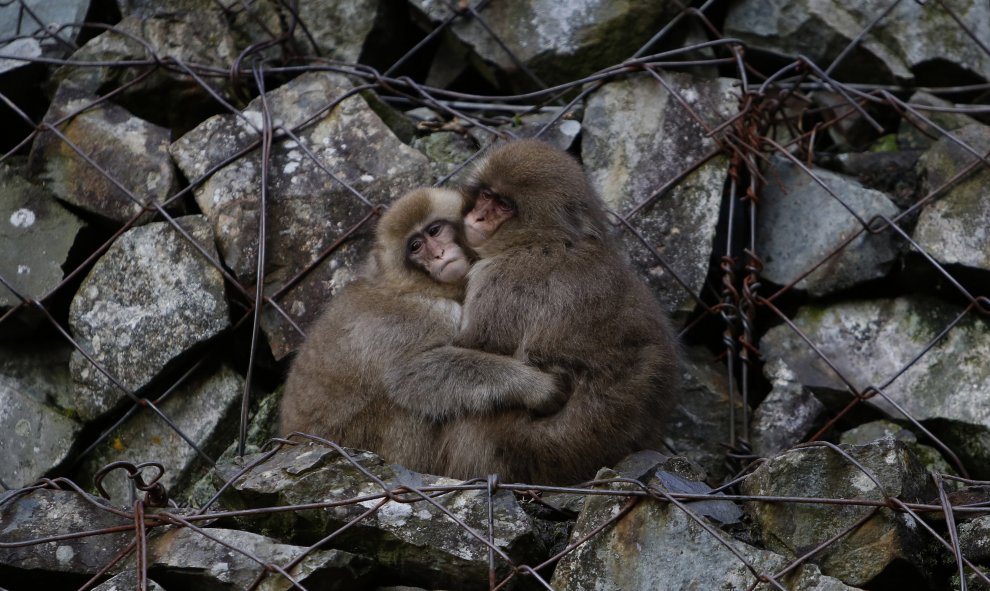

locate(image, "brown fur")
[[440, 140, 681, 485], [278, 187, 560, 473]]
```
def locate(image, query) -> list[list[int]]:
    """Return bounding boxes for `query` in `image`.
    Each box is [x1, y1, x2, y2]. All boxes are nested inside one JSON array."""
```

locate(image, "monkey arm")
[[383, 345, 568, 420]]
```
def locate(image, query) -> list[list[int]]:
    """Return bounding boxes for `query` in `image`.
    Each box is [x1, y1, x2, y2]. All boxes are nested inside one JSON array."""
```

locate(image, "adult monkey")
[[279, 187, 562, 473], [439, 139, 680, 485]]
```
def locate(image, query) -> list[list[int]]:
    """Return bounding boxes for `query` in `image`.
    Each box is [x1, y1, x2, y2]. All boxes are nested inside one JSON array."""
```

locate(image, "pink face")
[[464, 188, 515, 248], [407, 220, 470, 284]]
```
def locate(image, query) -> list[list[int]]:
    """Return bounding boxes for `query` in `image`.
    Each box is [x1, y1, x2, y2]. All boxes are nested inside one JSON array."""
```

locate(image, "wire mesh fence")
[[1, 0, 989, 589]]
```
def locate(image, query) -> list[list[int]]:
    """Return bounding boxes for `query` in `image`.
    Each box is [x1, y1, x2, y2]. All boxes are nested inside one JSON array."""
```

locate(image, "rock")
[[840, 420, 957, 479], [409, 0, 683, 90], [830, 150, 922, 209], [0, 164, 85, 308], [751, 358, 828, 458], [214, 443, 546, 589], [170, 71, 431, 359], [30, 83, 178, 224], [661, 346, 744, 482], [0, 37, 41, 75], [582, 73, 735, 314], [92, 572, 165, 591], [410, 130, 479, 184], [288, 0, 383, 64], [761, 296, 990, 477], [756, 157, 902, 296], [724, 0, 990, 84], [960, 515, 990, 563], [740, 438, 935, 586], [0, 341, 75, 410], [898, 92, 981, 151], [912, 122, 990, 272], [68, 215, 230, 422], [78, 364, 242, 506], [144, 527, 374, 590], [53, 10, 236, 134], [0, 0, 90, 59], [0, 489, 132, 579], [0, 378, 81, 488], [552, 467, 863, 591]]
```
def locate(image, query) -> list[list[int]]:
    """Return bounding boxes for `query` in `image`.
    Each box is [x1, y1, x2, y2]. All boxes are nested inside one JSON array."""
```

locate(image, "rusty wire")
[[0, 0, 989, 589]]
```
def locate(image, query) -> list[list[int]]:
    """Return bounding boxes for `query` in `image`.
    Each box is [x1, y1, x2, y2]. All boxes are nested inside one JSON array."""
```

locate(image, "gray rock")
[[0, 0, 89, 57], [214, 443, 545, 589], [0, 381, 81, 488], [0, 164, 85, 308], [912, 122, 990, 272], [92, 571, 165, 591], [409, 0, 682, 90], [740, 438, 935, 586], [53, 10, 236, 133], [411, 131, 479, 184], [142, 526, 374, 590], [68, 215, 230, 422], [840, 420, 957, 479], [661, 346, 744, 482], [831, 150, 922, 209], [290, 0, 382, 64], [30, 83, 177, 224], [960, 515, 990, 564], [78, 364, 242, 506], [170, 71, 431, 359], [751, 358, 828, 457], [0, 37, 41, 75], [725, 0, 990, 83], [582, 74, 735, 314], [757, 157, 902, 296], [0, 341, 74, 410], [552, 468, 863, 591], [898, 91, 981, 151], [761, 296, 990, 477], [0, 488, 132, 577]]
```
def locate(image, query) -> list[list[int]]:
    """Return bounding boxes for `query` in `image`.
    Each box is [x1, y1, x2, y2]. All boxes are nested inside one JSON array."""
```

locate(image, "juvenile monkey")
[[278, 187, 561, 472], [438, 140, 680, 485]]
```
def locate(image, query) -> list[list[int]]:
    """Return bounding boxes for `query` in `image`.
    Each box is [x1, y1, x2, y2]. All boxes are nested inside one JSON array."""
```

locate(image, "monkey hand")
[[522, 367, 573, 417]]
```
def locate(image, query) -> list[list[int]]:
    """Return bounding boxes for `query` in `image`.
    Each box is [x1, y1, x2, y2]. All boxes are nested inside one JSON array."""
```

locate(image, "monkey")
[[278, 187, 563, 473], [434, 139, 681, 485]]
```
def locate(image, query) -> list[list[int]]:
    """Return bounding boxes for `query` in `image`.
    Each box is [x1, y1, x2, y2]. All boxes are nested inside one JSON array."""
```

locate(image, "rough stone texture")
[[68, 215, 230, 422], [757, 157, 902, 296], [831, 150, 922, 209], [170, 71, 431, 359], [144, 527, 374, 590], [0, 0, 89, 57], [912, 122, 990, 272], [0, 341, 75, 410], [960, 515, 990, 563], [582, 73, 735, 314], [409, 0, 682, 89], [740, 438, 935, 586], [725, 0, 990, 83], [839, 421, 956, 478], [761, 296, 990, 477], [0, 380, 81, 488], [898, 91, 981, 151], [552, 467, 863, 591], [661, 346, 743, 482], [30, 83, 178, 224], [78, 364, 242, 505], [751, 358, 828, 458], [0, 489, 133, 578], [214, 443, 546, 589], [54, 9, 236, 134], [0, 164, 85, 308], [92, 572, 165, 591]]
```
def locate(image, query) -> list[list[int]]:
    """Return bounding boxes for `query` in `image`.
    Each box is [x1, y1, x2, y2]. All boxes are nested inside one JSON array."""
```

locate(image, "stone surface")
[[78, 364, 242, 506], [410, 0, 682, 89], [68, 215, 230, 422], [912, 122, 990, 272], [761, 296, 990, 478], [959, 515, 990, 564], [582, 73, 735, 314], [725, 0, 990, 83], [740, 438, 934, 586], [30, 83, 177, 224], [170, 71, 431, 359], [552, 467, 863, 591], [0, 379, 81, 488], [0, 0, 90, 56], [0, 489, 132, 577], [214, 443, 546, 589], [839, 421, 957, 478], [0, 164, 85, 307], [92, 571, 165, 591], [898, 91, 981, 151], [751, 358, 828, 457], [144, 527, 374, 590], [757, 157, 902, 296]]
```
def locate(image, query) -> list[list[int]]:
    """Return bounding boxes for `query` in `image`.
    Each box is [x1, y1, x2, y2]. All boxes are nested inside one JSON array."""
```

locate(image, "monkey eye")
[[408, 237, 423, 253], [426, 222, 443, 237], [495, 197, 514, 212], [479, 187, 496, 201]]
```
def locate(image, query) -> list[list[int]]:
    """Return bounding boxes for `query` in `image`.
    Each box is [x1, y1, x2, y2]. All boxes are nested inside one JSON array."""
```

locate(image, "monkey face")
[[464, 187, 516, 247], [407, 220, 470, 284]]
